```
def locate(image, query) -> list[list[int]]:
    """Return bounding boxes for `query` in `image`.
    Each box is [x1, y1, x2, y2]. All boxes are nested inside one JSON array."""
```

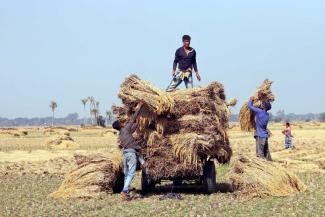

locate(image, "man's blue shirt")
[[248, 100, 269, 138]]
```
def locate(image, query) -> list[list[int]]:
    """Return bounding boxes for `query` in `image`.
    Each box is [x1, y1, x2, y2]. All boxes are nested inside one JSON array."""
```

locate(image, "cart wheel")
[[113, 171, 125, 193], [203, 160, 217, 194], [141, 169, 155, 195]]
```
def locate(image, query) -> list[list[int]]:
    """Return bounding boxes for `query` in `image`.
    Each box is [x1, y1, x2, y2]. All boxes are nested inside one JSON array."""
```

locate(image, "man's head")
[[182, 35, 191, 48], [261, 101, 272, 111], [112, 120, 121, 131], [286, 122, 290, 127]]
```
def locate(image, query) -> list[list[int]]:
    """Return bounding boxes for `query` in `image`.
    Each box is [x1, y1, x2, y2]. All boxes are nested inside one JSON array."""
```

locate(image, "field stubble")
[[0, 123, 324, 216]]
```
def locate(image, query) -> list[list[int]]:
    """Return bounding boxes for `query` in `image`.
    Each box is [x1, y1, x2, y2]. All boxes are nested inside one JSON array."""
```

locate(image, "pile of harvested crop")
[[113, 74, 234, 181], [239, 79, 275, 132], [0, 128, 28, 137], [101, 128, 119, 137], [50, 150, 123, 199], [229, 155, 307, 197], [46, 135, 80, 150]]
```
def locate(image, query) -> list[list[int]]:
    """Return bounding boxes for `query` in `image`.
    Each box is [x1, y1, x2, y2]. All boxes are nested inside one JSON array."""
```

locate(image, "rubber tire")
[[203, 160, 217, 194], [113, 171, 125, 193], [141, 170, 154, 195]]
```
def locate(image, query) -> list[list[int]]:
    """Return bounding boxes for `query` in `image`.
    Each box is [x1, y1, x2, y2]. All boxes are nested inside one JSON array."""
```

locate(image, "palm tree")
[[105, 110, 113, 125], [91, 108, 99, 124], [81, 98, 88, 125], [88, 96, 95, 124], [94, 101, 100, 122], [49, 101, 57, 126]]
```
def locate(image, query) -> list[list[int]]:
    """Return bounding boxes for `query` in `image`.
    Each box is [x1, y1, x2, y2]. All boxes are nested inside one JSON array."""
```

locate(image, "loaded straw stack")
[[113, 74, 234, 181]]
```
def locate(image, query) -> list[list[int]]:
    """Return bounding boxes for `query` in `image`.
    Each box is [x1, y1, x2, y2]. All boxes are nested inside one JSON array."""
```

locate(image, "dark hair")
[[286, 122, 290, 127], [112, 120, 121, 131], [262, 101, 272, 111], [182, 35, 191, 41]]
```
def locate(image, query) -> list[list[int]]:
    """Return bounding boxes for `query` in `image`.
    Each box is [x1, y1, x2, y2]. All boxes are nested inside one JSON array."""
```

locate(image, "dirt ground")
[[0, 123, 325, 216]]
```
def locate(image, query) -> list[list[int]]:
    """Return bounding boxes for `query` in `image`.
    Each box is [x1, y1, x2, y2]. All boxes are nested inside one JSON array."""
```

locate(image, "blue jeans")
[[284, 136, 293, 149], [166, 71, 193, 91], [122, 151, 137, 193]]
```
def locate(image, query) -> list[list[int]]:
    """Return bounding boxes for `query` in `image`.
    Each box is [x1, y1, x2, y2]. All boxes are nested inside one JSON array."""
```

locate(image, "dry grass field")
[[0, 123, 325, 216]]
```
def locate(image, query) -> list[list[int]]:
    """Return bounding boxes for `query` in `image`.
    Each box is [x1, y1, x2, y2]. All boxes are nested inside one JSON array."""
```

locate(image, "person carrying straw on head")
[[248, 97, 272, 161]]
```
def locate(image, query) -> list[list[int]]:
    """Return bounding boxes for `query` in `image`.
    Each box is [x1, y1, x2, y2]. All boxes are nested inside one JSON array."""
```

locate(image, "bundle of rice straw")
[[239, 79, 275, 132], [113, 74, 233, 181], [229, 155, 307, 197], [46, 135, 80, 150], [118, 74, 174, 115], [50, 150, 123, 199]]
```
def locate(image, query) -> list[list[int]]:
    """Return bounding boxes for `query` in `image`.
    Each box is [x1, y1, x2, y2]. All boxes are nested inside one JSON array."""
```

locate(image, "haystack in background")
[[101, 128, 119, 137], [0, 128, 28, 137], [229, 155, 307, 197], [50, 150, 123, 199], [239, 79, 275, 132], [42, 126, 78, 136], [46, 135, 80, 150], [44, 126, 78, 132], [113, 74, 234, 181]]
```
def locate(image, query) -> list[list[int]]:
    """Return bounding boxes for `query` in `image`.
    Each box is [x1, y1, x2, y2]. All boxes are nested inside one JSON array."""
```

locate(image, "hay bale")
[[46, 135, 80, 150], [227, 98, 238, 107], [0, 128, 28, 137], [114, 75, 233, 180], [49, 151, 123, 199], [229, 155, 307, 197], [142, 131, 203, 181], [101, 128, 119, 137], [239, 79, 275, 132], [119, 74, 174, 115]]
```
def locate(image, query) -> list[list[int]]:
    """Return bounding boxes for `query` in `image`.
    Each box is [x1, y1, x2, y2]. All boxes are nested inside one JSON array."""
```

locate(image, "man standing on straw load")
[[112, 102, 145, 201], [166, 35, 201, 91], [248, 97, 272, 161]]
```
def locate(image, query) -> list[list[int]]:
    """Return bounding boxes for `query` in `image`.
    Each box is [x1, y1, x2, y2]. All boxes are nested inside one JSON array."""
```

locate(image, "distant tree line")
[[0, 96, 115, 127], [0, 113, 82, 127], [1, 107, 324, 127], [230, 111, 325, 123]]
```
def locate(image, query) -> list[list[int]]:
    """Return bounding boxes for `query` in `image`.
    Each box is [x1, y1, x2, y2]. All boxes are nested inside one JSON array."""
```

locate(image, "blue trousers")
[[122, 151, 137, 193], [166, 71, 193, 91]]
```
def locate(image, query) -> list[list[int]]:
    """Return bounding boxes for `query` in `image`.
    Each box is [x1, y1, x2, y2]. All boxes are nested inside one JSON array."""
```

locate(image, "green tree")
[[49, 101, 57, 126], [105, 110, 113, 125], [319, 113, 325, 122], [88, 96, 95, 125]]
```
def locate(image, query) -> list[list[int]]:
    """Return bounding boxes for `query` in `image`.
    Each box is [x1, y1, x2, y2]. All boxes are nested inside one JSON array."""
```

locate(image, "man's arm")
[[124, 103, 144, 132], [193, 51, 201, 81], [248, 100, 263, 113], [172, 49, 179, 76]]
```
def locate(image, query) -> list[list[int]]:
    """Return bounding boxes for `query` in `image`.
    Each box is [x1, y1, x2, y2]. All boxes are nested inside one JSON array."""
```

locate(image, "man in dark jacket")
[[248, 98, 272, 161], [166, 35, 201, 91], [112, 102, 144, 200]]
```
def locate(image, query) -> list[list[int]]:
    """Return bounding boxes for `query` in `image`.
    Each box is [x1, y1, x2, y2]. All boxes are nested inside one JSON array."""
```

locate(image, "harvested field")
[[0, 123, 325, 216]]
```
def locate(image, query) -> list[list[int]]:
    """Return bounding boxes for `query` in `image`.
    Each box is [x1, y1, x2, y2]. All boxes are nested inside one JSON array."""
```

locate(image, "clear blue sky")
[[1, 0, 324, 118]]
